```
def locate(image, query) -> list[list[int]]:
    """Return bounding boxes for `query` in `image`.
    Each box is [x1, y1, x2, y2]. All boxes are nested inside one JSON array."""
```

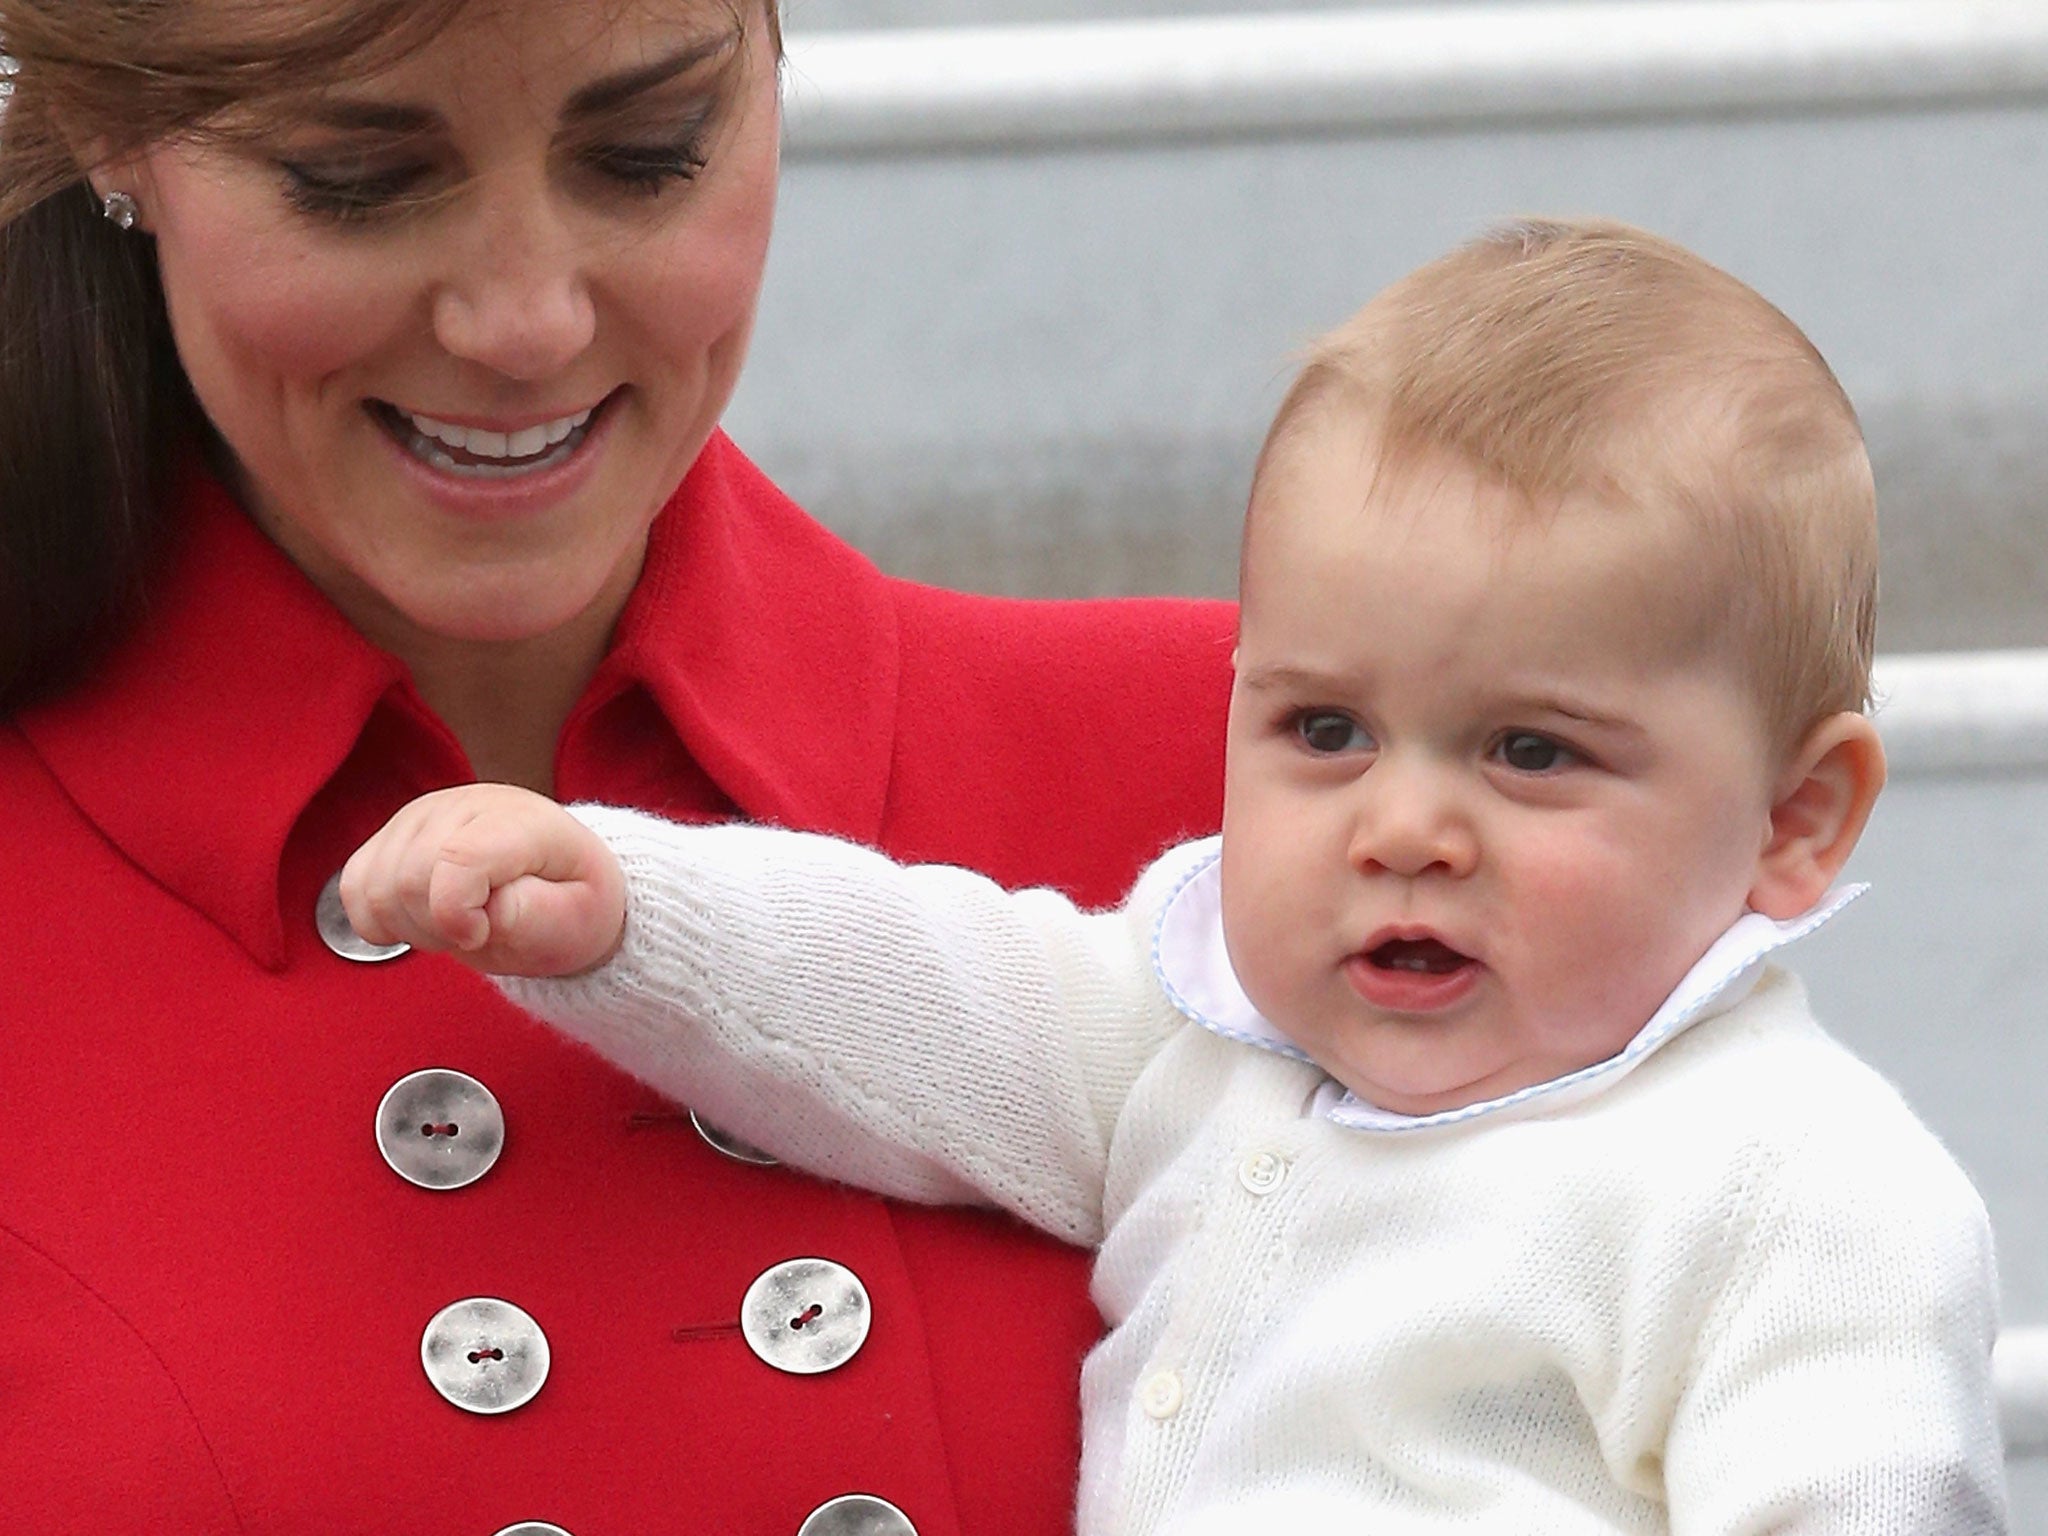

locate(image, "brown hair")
[[1252, 218, 1877, 753], [0, 0, 780, 711]]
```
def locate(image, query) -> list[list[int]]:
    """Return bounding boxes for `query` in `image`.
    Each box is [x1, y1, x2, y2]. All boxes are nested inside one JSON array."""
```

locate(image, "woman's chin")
[[333, 552, 641, 654], [403, 587, 621, 648]]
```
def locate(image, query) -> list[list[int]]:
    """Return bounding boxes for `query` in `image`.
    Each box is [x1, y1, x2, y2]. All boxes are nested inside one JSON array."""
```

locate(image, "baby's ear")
[[1748, 712, 1886, 920]]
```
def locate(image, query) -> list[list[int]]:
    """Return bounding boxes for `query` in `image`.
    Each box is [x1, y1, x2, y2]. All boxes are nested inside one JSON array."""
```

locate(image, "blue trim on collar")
[[1149, 836, 1862, 1135]]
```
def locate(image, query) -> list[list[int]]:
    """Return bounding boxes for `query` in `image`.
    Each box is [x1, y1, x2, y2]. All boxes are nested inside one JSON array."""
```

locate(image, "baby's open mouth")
[[369, 396, 608, 479], [1367, 937, 1473, 975]]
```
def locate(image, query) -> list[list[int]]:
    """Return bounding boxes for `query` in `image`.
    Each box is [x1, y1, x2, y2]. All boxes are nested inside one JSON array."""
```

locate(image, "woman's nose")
[[1346, 760, 1479, 879], [431, 185, 598, 380]]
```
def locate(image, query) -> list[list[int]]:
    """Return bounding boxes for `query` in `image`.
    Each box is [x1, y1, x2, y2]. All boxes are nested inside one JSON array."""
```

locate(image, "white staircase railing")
[[1871, 649, 2048, 778], [1999, 1328, 2048, 1458], [782, 1, 2048, 157]]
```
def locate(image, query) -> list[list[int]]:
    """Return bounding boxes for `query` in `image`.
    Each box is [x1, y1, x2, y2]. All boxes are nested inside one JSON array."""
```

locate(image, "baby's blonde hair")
[[1252, 218, 1877, 754]]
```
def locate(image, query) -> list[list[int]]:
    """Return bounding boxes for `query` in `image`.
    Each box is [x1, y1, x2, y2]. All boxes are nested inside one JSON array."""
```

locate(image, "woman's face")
[[124, 0, 780, 648]]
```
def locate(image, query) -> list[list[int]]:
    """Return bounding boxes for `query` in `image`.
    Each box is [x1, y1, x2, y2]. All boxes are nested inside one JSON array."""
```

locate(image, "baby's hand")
[[340, 784, 626, 978]]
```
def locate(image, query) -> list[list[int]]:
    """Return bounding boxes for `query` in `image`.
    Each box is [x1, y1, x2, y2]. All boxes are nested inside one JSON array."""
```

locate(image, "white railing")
[[780, 1, 2048, 157], [1871, 649, 2048, 778], [1886, 656, 2048, 1466], [2000, 1328, 2048, 1458]]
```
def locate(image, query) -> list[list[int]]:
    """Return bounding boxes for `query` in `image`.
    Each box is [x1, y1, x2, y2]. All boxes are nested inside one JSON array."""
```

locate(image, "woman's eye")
[[585, 140, 708, 196], [279, 160, 431, 222], [1294, 712, 1370, 755], [1495, 732, 1574, 773]]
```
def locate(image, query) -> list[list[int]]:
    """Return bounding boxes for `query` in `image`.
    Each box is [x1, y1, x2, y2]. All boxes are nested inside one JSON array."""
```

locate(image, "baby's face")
[[1219, 429, 1782, 1115]]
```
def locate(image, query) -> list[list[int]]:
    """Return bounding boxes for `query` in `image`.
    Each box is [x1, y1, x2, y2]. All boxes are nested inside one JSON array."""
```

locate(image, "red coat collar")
[[15, 432, 899, 969]]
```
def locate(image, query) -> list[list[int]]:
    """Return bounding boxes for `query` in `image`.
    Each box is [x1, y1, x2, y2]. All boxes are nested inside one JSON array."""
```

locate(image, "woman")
[[0, 1, 1232, 1530]]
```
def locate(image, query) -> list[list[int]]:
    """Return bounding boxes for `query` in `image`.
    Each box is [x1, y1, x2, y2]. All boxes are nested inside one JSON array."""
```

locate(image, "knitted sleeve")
[[1661, 1111, 2006, 1534], [497, 805, 1188, 1245]]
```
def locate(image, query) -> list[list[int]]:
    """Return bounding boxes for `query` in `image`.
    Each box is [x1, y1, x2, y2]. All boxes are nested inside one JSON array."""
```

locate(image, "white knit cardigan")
[[503, 812, 2007, 1534]]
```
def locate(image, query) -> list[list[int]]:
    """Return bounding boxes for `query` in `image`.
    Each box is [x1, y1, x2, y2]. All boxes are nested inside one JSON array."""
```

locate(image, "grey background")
[[727, 0, 2047, 1498], [732, 105, 2048, 653]]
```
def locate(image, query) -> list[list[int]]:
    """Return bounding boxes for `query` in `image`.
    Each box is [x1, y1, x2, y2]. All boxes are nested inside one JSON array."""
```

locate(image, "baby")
[[345, 220, 2006, 1532]]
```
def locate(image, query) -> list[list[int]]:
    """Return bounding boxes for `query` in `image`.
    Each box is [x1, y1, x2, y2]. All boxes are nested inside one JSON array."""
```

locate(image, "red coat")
[[0, 434, 1234, 1534]]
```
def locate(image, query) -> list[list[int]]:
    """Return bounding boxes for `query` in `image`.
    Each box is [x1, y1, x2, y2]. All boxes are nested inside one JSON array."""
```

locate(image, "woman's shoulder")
[[893, 579, 1236, 686], [695, 433, 1237, 708], [878, 587, 1234, 898], [702, 436, 1235, 895]]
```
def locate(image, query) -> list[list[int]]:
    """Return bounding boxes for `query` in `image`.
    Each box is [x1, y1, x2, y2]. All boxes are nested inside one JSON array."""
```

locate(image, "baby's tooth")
[[466, 428, 510, 458], [507, 425, 550, 458], [545, 417, 575, 446]]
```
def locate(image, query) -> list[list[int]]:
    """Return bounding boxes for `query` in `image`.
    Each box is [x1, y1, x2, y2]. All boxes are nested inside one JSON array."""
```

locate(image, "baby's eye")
[[1293, 711, 1372, 755], [1493, 732, 1575, 773]]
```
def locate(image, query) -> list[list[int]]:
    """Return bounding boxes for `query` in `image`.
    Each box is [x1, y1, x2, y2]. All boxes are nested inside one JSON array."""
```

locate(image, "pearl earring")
[[100, 190, 140, 231]]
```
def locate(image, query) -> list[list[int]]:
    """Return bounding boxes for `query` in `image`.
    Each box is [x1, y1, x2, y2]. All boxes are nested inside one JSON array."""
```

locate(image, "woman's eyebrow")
[[563, 33, 741, 118], [295, 33, 740, 134], [302, 100, 438, 134]]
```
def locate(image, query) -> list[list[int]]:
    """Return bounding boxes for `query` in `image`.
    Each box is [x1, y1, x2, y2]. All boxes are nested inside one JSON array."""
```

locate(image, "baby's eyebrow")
[[1511, 695, 1645, 736], [1236, 664, 1352, 694]]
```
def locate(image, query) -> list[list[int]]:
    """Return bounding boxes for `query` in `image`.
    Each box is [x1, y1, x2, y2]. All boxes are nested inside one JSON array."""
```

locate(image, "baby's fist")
[[340, 784, 626, 977]]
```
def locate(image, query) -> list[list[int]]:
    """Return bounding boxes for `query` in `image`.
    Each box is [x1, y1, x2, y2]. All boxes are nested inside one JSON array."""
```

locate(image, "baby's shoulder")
[[1615, 969, 1987, 1238]]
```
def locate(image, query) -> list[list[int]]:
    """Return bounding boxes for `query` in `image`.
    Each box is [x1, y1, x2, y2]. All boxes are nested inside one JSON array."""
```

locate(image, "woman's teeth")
[[395, 404, 596, 477]]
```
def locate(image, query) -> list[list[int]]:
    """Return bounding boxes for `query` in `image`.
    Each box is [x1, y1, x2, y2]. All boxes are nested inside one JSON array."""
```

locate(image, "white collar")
[[1149, 836, 1862, 1135]]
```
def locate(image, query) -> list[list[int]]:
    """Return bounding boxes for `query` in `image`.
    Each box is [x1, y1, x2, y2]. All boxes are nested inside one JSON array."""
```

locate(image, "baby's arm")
[[1662, 1125, 2006, 1534], [346, 787, 1179, 1244]]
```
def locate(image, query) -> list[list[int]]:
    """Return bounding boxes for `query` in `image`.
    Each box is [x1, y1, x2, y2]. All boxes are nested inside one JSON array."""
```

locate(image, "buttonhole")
[[468, 1347, 505, 1364], [420, 1122, 460, 1138], [789, 1304, 824, 1331]]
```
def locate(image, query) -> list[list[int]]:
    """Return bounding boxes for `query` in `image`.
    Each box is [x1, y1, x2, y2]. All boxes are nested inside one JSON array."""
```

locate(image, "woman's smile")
[[365, 386, 627, 524], [371, 398, 606, 478]]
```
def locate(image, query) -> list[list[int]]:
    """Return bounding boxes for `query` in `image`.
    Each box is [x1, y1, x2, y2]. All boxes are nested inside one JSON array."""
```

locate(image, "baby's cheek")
[[1218, 894, 1286, 1013], [1506, 824, 1640, 918], [1504, 832, 1666, 993], [1219, 888, 1323, 1042]]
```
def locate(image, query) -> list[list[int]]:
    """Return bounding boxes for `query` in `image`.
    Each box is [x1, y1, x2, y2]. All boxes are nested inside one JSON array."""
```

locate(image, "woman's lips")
[[365, 389, 623, 516], [1344, 935, 1482, 1013]]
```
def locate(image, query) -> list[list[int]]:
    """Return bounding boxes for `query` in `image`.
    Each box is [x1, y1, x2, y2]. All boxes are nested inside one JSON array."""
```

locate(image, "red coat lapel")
[[15, 433, 901, 969]]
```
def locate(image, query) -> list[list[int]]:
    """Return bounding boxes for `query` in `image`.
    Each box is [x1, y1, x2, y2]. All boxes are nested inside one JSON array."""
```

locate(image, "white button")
[[315, 869, 409, 963], [1139, 1368, 1184, 1420], [1237, 1150, 1289, 1196], [690, 1108, 780, 1167], [492, 1525, 573, 1536], [796, 1493, 918, 1536], [420, 1298, 550, 1415], [377, 1069, 505, 1190], [741, 1257, 872, 1375]]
